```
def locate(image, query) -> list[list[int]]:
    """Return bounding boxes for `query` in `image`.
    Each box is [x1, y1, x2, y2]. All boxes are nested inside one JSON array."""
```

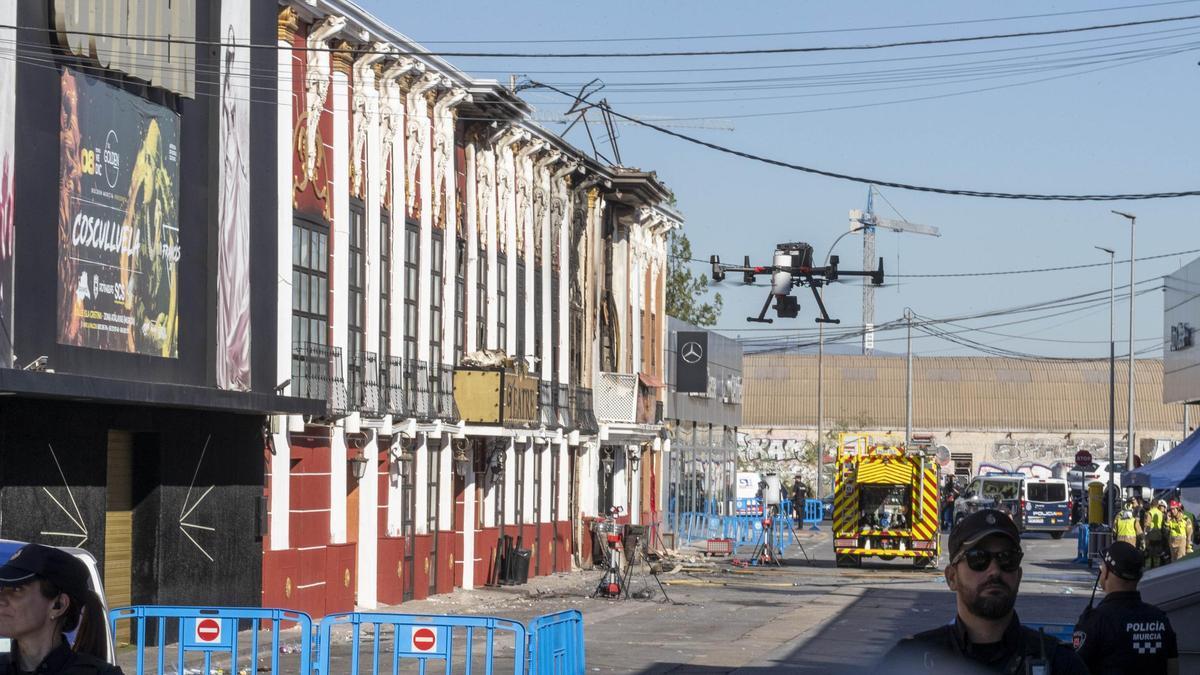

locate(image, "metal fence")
[[292, 342, 347, 418], [347, 351, 382, 417]]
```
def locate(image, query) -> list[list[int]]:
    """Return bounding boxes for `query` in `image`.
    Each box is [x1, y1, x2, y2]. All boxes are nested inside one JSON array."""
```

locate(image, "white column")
[[416, 92, 433, 364], [387, 450, 404, 536], [613, 450, 628, 518], [557, 440, 569, 520], [275, 30, 294, 398], [415, 434, 430, 534], [330, 433, 348, 543], [484, 149, 499, 350], [539, 443, 552, 523], [389, 92, 405, 362], [522, 155, 536, 365], [504, 147, 518, 354], [523, 442, 535, 519], [632, 256, 642, 373], [360, 62, 381, 360], [483, 451, 497, 528], [439, 436, 453, 529], [462, 461, 477, 589], [539, 167, 553, 382], [557, 186, 570, 386], [270, 432, 291, 550], [464, 143, 479, 354], [357, 440, 379, 609], [630, 449, 641, 525], [504, 439, 516, 521], [331, 64, 349, 381], [580, 443, 597, 518]]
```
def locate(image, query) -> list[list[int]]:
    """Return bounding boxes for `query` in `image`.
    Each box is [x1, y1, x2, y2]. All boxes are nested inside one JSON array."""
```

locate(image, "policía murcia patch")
[[1072, 631, 1086, 651]]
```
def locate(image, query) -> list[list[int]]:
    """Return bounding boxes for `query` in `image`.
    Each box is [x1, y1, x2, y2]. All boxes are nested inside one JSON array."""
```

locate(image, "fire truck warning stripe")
[[856, 462, 916, 485], [835, 549, 928, 557]]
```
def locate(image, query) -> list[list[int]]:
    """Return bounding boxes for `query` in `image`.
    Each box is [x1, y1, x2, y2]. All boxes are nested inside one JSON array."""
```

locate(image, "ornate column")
[[433, 87, 470, 367], [381, 58, 421, 365], [406, 74, 440, 364], [329, 39, 354, 545]]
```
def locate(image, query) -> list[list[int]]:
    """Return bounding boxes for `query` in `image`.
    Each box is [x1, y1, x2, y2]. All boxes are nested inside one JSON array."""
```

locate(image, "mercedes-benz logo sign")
[[681, 341, 704, 364]]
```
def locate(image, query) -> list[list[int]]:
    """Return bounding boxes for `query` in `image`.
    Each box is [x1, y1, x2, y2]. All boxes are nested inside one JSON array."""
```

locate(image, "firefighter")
[[884, 510, 1088, 674], [1073, 542, 1179, 674], [1112, 499, 1142, 548], [1166, 502, 1191, 563], [1143, 499, 1167, 569]]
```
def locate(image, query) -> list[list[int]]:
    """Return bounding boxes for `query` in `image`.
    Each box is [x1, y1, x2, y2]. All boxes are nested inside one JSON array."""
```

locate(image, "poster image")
[[0, 0, 15, 366], [57, 68, 180, 357], [216, 0, 252, 390]]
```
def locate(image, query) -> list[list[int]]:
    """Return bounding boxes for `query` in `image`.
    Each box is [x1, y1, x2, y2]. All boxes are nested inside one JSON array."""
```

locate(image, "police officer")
[[884, 509, 1088, 673], [1073, 542, 1179, 674], [1112, 499, 1142, 548]]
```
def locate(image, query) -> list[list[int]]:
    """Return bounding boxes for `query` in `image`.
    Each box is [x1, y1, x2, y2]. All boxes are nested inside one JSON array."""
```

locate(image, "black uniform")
[[1073, 590, 1178, 674], [0, 640, 124, 674], [883, 612, 1088, 674]]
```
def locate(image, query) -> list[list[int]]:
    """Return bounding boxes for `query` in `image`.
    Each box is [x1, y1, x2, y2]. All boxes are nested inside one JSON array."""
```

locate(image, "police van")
[[1020, 477, 1072, 539]]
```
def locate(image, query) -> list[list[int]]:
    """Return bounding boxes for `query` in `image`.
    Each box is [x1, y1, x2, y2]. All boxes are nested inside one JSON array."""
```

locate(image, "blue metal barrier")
[[803, 498, 823, 531], [109, 605, 312, 675], [1025, 622, 1075, 644], [1074, 524, 1090, 563], [316, 612, 528, 675], [527, 610, 585, 675]]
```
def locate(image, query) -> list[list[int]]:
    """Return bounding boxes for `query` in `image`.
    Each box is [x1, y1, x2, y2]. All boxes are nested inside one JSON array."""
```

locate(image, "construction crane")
[[850, 187, 940, 354]]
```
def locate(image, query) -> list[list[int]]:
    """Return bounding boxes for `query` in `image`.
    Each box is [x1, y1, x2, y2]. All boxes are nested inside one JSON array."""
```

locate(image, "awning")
[[1126, 428, 1200, 488], [638, 372, 664, 388]]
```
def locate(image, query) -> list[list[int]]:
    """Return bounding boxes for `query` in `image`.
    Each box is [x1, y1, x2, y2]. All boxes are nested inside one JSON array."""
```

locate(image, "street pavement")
[[113, 527, 1099, 673]]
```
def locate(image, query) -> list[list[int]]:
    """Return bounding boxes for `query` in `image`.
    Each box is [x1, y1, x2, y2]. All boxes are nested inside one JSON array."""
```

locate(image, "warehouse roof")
[[743, 354, 1182, 432]]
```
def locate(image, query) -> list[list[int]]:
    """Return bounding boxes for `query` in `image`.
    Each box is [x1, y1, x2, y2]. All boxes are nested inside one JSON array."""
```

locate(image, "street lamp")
[[1095, 245, 1116, 518], [1111, 210, 1137, 473]]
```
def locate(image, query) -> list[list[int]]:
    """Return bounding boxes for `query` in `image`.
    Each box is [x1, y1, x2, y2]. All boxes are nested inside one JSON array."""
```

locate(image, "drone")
[[709, 242, 883, 324]]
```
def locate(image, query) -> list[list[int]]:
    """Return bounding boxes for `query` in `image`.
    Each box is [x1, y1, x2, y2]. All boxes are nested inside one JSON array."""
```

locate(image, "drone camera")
[[774, 295, 799, 319]]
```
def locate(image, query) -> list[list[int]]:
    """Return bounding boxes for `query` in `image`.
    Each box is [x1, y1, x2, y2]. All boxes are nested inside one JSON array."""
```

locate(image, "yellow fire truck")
[[833, 434, 940, 568]]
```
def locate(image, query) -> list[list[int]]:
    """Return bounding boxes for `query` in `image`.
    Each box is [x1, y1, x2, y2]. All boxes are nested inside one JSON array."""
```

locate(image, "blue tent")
[[1126, 428, 1200, 488]]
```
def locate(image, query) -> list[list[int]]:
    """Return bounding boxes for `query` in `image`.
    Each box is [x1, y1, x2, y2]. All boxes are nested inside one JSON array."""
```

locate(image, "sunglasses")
[[954, 548, 1023, 573]]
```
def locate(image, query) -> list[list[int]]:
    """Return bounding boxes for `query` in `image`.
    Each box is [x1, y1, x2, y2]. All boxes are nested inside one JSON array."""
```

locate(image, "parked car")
[[954, 474, 1025, 531], [1020, 478, 1072, 539], [0, 540, 116, 665], [1067, 460, 1124, 493]]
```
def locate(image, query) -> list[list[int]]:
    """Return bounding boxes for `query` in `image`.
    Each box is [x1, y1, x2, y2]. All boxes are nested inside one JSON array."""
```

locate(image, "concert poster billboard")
[[57, 68, 180, 357]]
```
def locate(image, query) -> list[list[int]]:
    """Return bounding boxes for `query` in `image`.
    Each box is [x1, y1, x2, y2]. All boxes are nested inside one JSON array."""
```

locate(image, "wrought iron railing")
[[381, 355, 407, 416], [291, 342, 347, 418], [406, 359, 433, 420], [573, 386, 598, 435], [347, 351, 382, 417], [538, 380, 556, 428], [433, 362, 459, 422], [555, 383, 572, 429]]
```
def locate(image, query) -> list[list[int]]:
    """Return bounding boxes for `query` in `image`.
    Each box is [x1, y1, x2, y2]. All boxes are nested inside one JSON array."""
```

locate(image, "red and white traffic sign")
[[194, 618, 222, 644], [1074, 449, 1093, 467], [411, 626, 438, 653]]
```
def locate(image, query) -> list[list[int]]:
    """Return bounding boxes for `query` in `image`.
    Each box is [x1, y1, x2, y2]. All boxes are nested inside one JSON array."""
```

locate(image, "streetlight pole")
[[905, 308, 914, 448], [817, 311, 823, 499], [1096, 245, 1115, 518], [1112, 211, 1137, 473]]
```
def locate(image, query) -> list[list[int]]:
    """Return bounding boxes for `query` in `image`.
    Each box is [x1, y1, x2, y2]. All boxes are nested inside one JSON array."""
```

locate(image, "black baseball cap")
[[948, 509, 1022, 560], [1102, 541, 1144, 581], [0, 543, 91, 599]]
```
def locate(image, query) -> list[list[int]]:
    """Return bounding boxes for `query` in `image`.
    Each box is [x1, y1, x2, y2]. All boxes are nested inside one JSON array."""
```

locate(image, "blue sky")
[[358, 0, 1200, 358]]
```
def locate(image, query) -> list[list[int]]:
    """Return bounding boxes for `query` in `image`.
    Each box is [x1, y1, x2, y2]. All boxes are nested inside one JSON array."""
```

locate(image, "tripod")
[[782, 509, 813, 566], [590, 508, 625, 599], [620, 528, 673, 603], [750, 514, 784, 566]]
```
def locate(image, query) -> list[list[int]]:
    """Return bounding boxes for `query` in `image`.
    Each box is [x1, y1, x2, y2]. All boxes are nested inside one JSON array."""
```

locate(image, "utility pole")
[[1112, 211, 1137, 470], [1096, 245, 1116, 519], [905, 308, 914, 448], [816, 299, 824, 499]]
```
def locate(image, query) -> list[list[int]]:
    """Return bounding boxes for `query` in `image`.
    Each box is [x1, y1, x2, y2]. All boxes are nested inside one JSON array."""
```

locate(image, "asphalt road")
[[111, 528, 1099, 674]]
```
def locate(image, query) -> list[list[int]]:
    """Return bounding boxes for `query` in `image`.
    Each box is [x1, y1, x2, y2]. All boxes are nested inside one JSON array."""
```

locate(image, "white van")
[[1020, 478, 1072, 539]]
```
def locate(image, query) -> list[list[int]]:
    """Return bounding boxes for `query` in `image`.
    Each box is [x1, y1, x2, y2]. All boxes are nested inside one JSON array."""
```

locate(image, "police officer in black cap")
[[884, 509, 1088, 674], [1072, 541, 1178, 674]]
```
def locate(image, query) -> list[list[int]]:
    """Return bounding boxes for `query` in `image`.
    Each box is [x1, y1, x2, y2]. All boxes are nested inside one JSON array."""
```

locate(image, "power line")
[[411, 1, 1200, 44], [529, 81, 1200, 200], [11, 12, 1200, 59]]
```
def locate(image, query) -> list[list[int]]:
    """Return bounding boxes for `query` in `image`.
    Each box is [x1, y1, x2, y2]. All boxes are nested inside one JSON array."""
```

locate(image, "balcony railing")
[[593, 372, 638, 424], [433, 362, 459, 422], [573, 387, 598, 435], [538, 380, 556, 428], [381, 355, 407, 416], [406, 360, 434, 420], [291, 342, 347, 419], [555, 383, 572, 429], [347, 351, 382, 417]]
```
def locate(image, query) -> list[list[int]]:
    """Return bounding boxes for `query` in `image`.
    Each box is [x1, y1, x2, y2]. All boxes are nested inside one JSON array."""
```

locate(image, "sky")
[[358, 0, 1200, 359]]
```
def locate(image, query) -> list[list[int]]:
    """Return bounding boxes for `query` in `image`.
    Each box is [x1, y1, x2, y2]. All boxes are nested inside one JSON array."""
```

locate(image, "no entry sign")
[[184, 617, 233, 651], [411, 626, 438, 652]]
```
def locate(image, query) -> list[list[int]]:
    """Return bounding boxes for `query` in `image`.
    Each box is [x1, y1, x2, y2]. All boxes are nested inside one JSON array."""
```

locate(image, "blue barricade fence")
[[108, 605, 313, 675], [315, 611, 528, 675], [528, 610, 585, 675], [673, 511, 799, 555], [803, 498, 823, 526]]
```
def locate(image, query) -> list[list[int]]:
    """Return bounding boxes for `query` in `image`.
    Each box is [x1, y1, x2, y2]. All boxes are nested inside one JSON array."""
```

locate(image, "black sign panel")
[[676, 331, 708, 393]]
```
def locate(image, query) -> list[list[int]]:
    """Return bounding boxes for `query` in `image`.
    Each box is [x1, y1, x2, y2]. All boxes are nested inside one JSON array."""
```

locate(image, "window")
[[550, 277, 560, 380], [476, 254, 487, 351], [515, 260, 526, 358], [291, 216, 328, 396], [430, 231, 444, 369], [455, 237, 466, 362], [514, 442, 525, 527], [1027, 482, 1067, 503], [404, 221, 420, 363], [348, 201, 366, 364], [496, 254, 508, 353], [380, 212, 391, 363]]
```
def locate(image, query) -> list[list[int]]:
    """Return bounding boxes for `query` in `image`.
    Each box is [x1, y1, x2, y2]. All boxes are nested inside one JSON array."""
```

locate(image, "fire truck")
[[832, 434, 941, 568]]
